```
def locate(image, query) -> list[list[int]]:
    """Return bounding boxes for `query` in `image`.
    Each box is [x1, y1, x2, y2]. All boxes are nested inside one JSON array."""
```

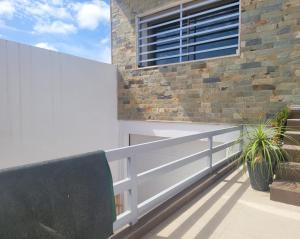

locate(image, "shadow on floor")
[[144, 170, 250, 239]]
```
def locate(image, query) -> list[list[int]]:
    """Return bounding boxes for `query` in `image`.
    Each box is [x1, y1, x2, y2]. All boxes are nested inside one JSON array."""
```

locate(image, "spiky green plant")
[[270, 107, 289, 144], [239, 122, 288, 176]]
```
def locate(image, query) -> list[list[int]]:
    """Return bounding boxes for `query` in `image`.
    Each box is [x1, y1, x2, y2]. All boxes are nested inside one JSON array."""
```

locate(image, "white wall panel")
[[0, 39, 119, 170]]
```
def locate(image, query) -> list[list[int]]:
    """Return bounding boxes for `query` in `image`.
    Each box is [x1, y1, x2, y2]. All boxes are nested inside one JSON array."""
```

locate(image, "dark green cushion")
[[0, 150, 116, 239]]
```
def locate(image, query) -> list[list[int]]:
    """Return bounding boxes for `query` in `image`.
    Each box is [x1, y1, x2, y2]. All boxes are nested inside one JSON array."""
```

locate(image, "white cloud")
[[98, 46, 111, 63], [0, 0, 112, 62], [52, 0, 63, 5], [73, 0, 110, 30], [25, 2, 71, 20], [34, 21, 77, 34], [0, 1, 15, 18], [1, 0, 110, 35], [56, 41, 111, 63], [35, 42, 58, 51], [99, 37, 111, 62], [100, 37, 109, 45]]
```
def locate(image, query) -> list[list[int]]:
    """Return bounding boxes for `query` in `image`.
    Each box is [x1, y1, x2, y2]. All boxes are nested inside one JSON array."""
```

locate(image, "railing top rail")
[[106, 125, 242, 161]]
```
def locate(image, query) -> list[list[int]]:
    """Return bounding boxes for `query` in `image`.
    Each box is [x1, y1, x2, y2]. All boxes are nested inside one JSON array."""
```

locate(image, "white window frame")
[[136, 0, 241, 69]]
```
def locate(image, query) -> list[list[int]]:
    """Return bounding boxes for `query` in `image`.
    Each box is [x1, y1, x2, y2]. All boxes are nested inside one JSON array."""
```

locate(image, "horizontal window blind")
[[137, 0, 240, 67]]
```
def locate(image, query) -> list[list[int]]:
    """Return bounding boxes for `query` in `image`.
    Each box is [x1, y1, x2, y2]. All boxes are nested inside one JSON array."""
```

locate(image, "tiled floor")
[[142, 168, 300, 239]]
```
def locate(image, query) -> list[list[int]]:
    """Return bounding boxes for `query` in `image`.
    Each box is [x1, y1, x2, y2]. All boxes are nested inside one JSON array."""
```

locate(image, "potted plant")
[[239, 123, 287, 191]]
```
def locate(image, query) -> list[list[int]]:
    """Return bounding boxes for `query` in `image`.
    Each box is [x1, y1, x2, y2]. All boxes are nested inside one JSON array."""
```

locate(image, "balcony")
[[107, 122, 300, 239]]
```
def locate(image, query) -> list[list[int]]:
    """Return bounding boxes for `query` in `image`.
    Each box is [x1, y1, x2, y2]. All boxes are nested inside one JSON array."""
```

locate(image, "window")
[[137, 0, 240, 68]]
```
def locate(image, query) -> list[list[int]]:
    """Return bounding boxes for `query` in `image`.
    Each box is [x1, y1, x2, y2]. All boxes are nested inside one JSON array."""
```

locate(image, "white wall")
[[119, 120, 240, 146], [0, 39, 119, 170]]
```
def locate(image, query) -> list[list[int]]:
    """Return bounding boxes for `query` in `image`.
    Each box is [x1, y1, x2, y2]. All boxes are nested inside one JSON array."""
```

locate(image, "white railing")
[[106, 125, 243, 231]]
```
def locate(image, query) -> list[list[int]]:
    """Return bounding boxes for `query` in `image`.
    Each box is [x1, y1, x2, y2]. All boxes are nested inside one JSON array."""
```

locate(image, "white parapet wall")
[[0, 39, 119, 172]]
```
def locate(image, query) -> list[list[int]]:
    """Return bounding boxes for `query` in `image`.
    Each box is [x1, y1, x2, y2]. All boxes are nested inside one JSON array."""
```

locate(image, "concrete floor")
[[142, 168, 300, 239]]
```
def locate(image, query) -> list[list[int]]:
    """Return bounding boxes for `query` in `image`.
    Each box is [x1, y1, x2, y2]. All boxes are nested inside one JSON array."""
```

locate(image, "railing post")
[[239, 125, 244, 153], [127, 156, 138, 225], [208, 136, 213, 171]]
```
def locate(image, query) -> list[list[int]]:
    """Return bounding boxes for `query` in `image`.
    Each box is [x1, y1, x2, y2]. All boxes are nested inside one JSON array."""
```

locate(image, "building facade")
[[111, 0, 300, 124]]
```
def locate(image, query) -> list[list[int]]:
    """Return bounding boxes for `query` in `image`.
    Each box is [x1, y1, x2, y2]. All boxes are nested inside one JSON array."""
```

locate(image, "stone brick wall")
[[111, 0, 300, 124]]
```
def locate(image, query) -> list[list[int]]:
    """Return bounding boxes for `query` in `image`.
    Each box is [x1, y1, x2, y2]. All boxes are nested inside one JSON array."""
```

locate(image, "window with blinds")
[[137, 0, 240, 68]]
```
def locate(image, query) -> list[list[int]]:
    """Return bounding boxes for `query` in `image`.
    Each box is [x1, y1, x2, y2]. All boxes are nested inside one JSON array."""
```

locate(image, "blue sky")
[[0, 0, 111, 63]]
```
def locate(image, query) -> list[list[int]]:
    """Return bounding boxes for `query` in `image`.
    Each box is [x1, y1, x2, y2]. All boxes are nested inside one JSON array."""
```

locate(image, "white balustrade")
[[106, 125, 243, 231]]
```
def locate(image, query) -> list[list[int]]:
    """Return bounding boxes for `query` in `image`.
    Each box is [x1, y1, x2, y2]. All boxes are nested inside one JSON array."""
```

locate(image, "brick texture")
[[111, 0, 300, 124]]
